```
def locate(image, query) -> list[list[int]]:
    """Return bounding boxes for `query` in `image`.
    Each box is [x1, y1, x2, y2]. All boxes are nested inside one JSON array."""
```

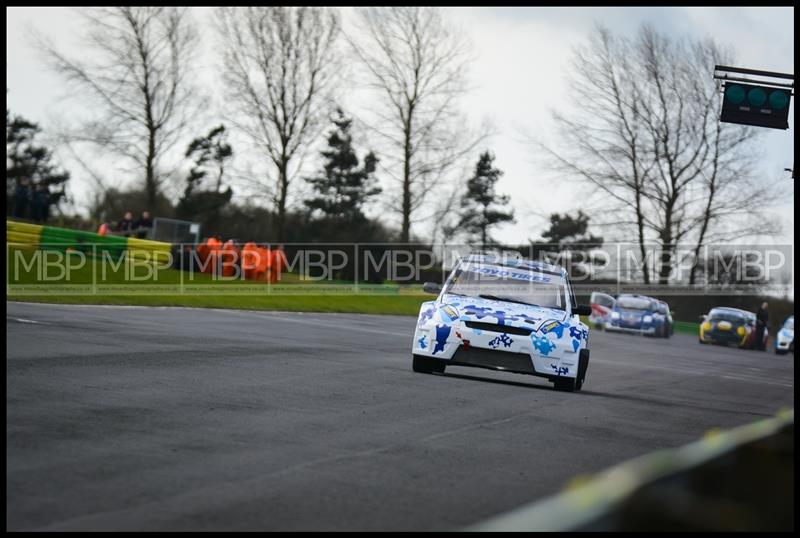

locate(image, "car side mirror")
[[574, 304, 592, 316], [699, 315, 707, 321], [422, 282, 442, 295]]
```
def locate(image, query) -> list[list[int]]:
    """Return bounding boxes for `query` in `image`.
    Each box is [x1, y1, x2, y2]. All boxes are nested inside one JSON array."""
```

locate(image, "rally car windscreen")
[[709, 310, 747, 324], [444, 262, 568, 311]]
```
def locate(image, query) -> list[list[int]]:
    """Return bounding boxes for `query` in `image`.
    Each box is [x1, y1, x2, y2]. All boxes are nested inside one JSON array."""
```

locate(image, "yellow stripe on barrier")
[[6, 231, 42, 245], [6, 220, 44, 235], [6, 242, 39, 250], [127, 237, 171, 251], [128, 248, 172, 263]]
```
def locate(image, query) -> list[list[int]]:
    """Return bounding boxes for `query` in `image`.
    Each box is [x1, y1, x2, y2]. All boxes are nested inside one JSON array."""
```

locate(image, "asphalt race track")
[[6, 302, 795, 531]]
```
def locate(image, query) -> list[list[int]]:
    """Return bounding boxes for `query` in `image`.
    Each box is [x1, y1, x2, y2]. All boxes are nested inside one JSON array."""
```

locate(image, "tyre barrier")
[[6, 220, 171, 263], [467, 409, 793, 532]]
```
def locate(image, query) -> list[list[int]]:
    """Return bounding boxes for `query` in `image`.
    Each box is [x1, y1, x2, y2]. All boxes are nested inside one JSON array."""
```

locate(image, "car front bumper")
[[605, 322, 657, 335], [412, 322, 584, 380]]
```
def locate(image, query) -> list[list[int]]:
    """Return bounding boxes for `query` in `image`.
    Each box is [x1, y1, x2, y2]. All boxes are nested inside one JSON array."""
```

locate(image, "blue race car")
[[605, 294, 669, 337], [411, 254, 592, 392], [775, 315, 794, 355]]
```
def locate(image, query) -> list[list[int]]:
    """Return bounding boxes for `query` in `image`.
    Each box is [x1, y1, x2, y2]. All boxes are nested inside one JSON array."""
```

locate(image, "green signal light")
[[725, 85, 745, 104], [747, 87, 767, 107], [769, 90, 789, 110]]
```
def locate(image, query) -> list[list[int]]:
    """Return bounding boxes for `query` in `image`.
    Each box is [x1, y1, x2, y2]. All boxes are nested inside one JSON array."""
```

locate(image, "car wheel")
[[575, 348, 589, 391], [412, 354, 445, 374], [775, 349, 786, 355], [553, 377, 576, 392]]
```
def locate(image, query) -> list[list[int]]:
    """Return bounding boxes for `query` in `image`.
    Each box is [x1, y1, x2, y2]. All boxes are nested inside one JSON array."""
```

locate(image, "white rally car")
[[411, 254, 592, 392]]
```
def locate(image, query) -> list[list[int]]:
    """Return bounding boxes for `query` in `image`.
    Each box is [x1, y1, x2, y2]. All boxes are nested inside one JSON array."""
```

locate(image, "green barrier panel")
[[39, 225, 129, 259]]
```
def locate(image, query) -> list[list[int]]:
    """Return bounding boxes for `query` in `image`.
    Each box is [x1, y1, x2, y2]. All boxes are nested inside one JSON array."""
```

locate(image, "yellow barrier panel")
[[6, 220, 44, 235], [6, 231, 41, 245], [127, 248, 172, 264], [127, 237, 172, 251]]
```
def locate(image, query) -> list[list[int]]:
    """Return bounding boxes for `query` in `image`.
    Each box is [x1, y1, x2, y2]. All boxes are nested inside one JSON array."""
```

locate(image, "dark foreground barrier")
[[468, 409, 793, 531]]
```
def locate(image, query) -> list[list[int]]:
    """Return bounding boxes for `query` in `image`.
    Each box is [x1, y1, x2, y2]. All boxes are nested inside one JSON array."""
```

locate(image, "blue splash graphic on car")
[[532, 335, 556, 356], [569, 326, 587, 340], [419, 306, 435, 325], [551, 364, 569, 375], [572, 338, 580, 352], [464, 305, 494, 319], [433, 325, 451, 354], [488, 333, 514, 349], [518, 313, 542, 325], [418, 335, 428, 349], [463, 305, 515, 325]]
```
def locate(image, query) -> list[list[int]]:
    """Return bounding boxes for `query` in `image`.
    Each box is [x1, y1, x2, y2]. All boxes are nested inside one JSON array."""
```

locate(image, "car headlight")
[[737, 326, 746, 336], [643, 315, 653, 323], [702, 321, 712, 331], [611, 312, 620, 319]]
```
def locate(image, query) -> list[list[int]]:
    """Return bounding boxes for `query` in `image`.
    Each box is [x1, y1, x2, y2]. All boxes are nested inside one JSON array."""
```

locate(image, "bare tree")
[[348, 7, 486, 243], [216, 7, 340, 242], [536, 24, 777, 285], [39, 7, 203, 209]]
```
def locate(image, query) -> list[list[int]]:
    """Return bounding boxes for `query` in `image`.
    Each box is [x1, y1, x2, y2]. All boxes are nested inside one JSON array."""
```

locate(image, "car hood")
[[439, 293, 568, 331]]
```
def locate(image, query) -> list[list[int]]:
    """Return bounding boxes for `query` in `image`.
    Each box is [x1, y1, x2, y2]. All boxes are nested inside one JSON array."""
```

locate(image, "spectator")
[[134, 210, 153, 239], [97, 222, 110, 236], [31, 183, 51, 223], [12, 177, 31, 219], [755, 301, 769, 351], [117, 211, 135, 234]]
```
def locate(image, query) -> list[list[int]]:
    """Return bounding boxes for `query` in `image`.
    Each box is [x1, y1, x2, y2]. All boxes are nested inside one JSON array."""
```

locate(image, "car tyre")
[[412, 354, 446, 374], [554, 377, 576, 392], [576, 348, 589, 390], [775, 349, 787, 355]]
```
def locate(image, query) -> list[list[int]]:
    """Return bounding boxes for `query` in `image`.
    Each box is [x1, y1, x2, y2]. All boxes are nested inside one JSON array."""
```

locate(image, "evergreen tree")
[[455, 151, 514, 247], [538, 211, 604, 280], [304, 108, 381, 223], [541, 211, 603, 249], [6, 109, 70, 216], [176, 125, 234, 232]]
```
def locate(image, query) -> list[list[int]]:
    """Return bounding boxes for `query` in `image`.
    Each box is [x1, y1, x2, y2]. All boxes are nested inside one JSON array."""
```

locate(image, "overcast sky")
[[6, 6, 795, 246]]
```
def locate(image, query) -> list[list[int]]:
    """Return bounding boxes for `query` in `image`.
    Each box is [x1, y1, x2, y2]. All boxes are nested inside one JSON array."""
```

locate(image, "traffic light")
[[720, 82, 792, 130]]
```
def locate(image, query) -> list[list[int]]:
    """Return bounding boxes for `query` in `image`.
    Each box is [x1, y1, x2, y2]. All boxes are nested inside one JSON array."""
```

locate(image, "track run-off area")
[[6, 302, 794, 531]]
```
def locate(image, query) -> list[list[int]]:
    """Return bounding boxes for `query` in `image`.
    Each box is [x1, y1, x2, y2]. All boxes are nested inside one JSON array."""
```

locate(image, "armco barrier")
[[467, 409, 793, 532], [6, 220, 171, 262]]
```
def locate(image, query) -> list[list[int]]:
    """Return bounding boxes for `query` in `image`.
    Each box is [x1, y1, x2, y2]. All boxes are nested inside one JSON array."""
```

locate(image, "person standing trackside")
[[31, 183, 51, 222], [755, 302, 769, 351], [12, 177, 31, 219], [117, 211, 135, 234], [134, 210, 153, 239]]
